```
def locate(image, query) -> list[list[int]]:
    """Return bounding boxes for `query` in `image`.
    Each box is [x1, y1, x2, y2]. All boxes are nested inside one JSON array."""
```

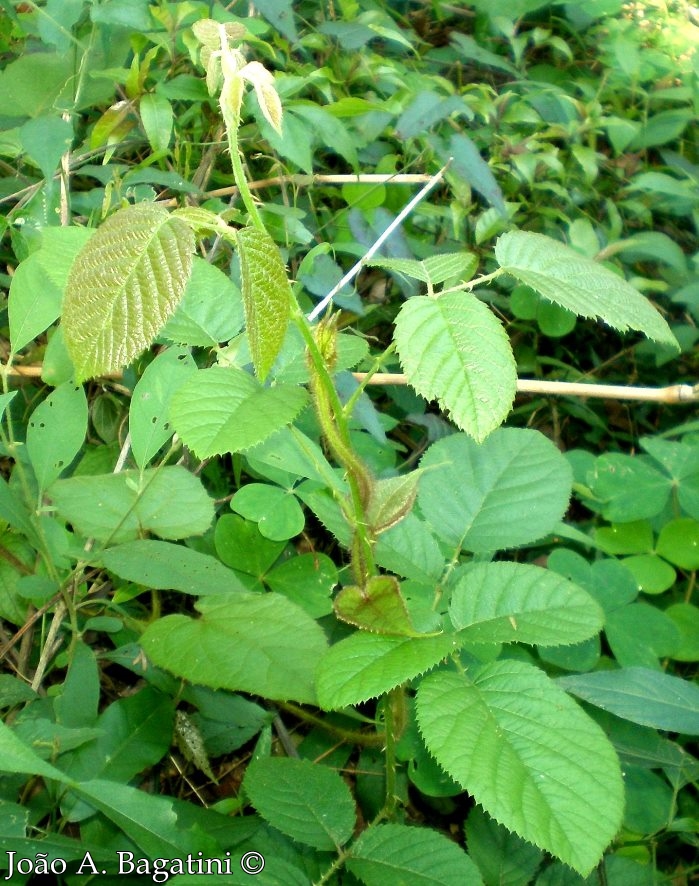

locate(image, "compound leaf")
[[394, 292, 516, 442], [62, 203, 195, 381]]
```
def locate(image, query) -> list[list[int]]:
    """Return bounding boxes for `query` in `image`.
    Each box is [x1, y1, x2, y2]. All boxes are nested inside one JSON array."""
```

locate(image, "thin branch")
[[352, 372, 699, 404], [307, 163, 450, 322]]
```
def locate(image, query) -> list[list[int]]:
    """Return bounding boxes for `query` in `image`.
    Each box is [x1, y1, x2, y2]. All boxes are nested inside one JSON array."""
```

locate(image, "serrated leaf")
[[394, 292, 516, 442], [366, 252, 478, 287], [129, 346, 196, 469], [495, 231, 678, 347], [49, 466, 214, 543], [62, 202, 195, 381], [558, 667, 699, 733], [169, 366, 308, 458], [236, 227, 291, 381], [26, 380, 87, 491], [102, 540, 249, 595], [244, 757, 355, 850], [450, 562, 604, 647], [141, 592, 328, 704], [367, 471, 422, 535], [419, 429, 572, 552], [334, 575, 417, 636], [347, 823, 482, 886], [316, 632, 458, 710], [417, 663, 624, 876]]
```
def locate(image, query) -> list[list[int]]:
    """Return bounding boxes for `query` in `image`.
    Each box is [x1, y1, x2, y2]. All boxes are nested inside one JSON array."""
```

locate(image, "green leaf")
[[417, 663, 624, 876], [418, 429, 572, 552], [495, 231, 678, 348], [374, 513, 445, 584], [605, 603, 680, 667], [589, 454, 670, 522], [160, 255, 244, 346], [244, 757, 355, 850], [666, 603, 699, 662], [0, 718, 69, 783], [214, 514, 285, 581], [72, 779, 218, 857], [265, 553, 337, 618], [54, 641, 99, 729], [366, 252, 478, 287], [49, 466, 214, 543], [26, 380, 87, 491], [129, 346, 197, 470], [169, 366, 308, 458], [316, 632, 458, 710], [347, 823, 482, 886], [103, 540, 249, 595], [141, 592, 328, 704], [558, 667, 699, 733], [140, 92, 173, 154], [230, 483, 305, 541], [449, 562, 604, 647], [621, 555, 676, 595], [447, 132, 506, 214], [62, 202, 195, 381], [9, 227, 94, 354], [20, 114, 72, 179], [465, 806, 543, 886], [236, 227, 291, 382], [367, 471, 422, 535], [656, 518, 699, 569], [250, 0, 298, 42], [334, 575, 418, 636], [394, 292, 516, 442]]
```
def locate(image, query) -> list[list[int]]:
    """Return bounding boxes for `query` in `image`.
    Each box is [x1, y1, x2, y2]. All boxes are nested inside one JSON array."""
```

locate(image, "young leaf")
[[366, 471, 422, 535], [236, 227, 292, 381], [26, 380, 87, 492], [366, 252, 478, 287], [418, 429, 572, 552], [450, 562, 604, 647], [495, 231, 679, 348], [62, 202, 195, 381], [49, 466, 214, 543], [243, 757, 355, 850], [346, 823, 482, 886], [169, 366, 308, 458], [129, 346, 196, 470], [316, 632, 458, 710], [394, 292, 516, 442], [416, 663, 624, 876], [334, 575, 417, 636], [140, 593, 328, 704]]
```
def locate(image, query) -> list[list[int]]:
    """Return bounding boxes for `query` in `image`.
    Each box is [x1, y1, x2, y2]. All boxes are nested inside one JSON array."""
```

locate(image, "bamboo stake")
[[352, 372, 699, 404]]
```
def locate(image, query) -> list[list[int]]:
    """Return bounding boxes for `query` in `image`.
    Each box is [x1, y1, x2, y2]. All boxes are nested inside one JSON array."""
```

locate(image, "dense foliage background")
[[0, 1, 697, 884]]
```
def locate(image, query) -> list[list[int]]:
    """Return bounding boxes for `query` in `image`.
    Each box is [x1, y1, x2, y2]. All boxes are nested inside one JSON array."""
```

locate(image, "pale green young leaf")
[[416, 663, 624, 876], [450, 562, 604, 647], [170, 366, 308, 459], [367, 471, 423, 535], [9, 227, 94, 354], [140, 593, 328, 704], [62, 202, 195, 381], [48, 466, 214, 543], [347, 823, 482, 886], [244, 757, 355, 850], [495, 231, 678, 348], [366, 252, 477, 286], [26, 380, 87, 492], [418, 429, 572, 552], [129, 346, 196, 470], [236, 227, 292, 381], [394, 292, 516, 442], [240, 61, 282, 135], [102, 540, 249, 595], [316, 632, 458, 710]]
